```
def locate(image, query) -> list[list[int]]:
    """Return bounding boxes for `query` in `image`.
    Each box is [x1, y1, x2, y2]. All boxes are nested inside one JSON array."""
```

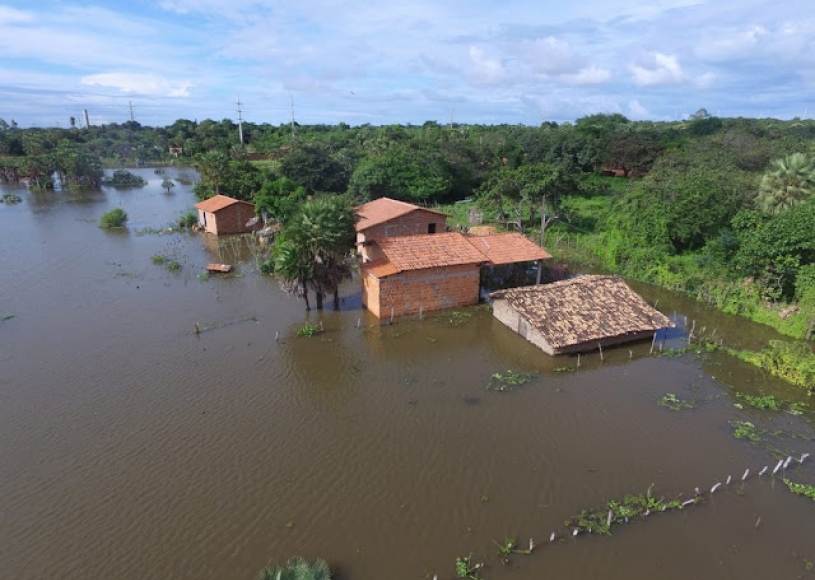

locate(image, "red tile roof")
[[195, 194, 254, 213], [466, 233, 552, 265], [362, 260, 400, 278], [489, 275, 675, 349], [355, 197, 447, 232], [374, 232, 485, 273]]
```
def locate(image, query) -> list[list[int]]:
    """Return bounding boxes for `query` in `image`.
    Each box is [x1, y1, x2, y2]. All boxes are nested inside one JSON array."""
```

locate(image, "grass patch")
[[151, 254, 166, 264], [439, 310, 474, 327], [734, 340, 815, 394], [99, 208, 128, 229]]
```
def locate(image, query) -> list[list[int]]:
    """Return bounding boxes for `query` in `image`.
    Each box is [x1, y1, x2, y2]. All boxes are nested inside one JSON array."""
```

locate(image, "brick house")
[[195, 195, 259, 236], [361, 231, 552, 319], [362, 232, 485, 318], [489, 275, 674, 355], [355, 197, 448, 261]]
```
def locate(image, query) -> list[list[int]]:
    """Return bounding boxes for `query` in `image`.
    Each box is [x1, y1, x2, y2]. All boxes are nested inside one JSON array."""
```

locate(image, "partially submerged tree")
[[274, 196, 357, 310]]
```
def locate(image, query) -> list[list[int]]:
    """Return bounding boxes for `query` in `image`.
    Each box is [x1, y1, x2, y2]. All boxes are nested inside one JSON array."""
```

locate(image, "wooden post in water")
[[390, 307, 395, 324], [419, 306, 424, 320], [356, 317, 361, 329], [598, 342, 604, 361], [650, 333, 657, 354], [577, 354, 581, 369]]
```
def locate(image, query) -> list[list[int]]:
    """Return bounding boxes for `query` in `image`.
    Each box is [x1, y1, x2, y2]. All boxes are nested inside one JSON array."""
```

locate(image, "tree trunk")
[[302, 281, 311, 311], [333, 289, 340, 311]]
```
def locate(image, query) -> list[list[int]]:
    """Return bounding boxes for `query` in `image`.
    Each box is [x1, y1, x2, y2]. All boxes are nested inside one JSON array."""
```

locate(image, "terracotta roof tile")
[[195, 195, 254, 213], [362, 259, 399, 278], [466, 233, 552, 265], [373, 232, 485, 274], [490, 275, 674, 349], [355, 197, 447, 232]]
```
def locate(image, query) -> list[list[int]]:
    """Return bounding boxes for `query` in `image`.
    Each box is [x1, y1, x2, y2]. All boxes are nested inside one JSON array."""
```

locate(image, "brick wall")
[[199, 203, 258, 236], [357, 210, 447, 260], [365, 264, 480, 318]]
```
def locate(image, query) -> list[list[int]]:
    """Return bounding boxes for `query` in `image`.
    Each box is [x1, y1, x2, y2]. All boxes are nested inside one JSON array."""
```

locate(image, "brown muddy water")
[[1, 170, 814, 580]]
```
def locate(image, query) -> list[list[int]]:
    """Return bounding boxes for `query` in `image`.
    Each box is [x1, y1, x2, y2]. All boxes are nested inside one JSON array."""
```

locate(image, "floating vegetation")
[[1, 192, 22, 204], [493, 536, 532, 557], [734, 393, 782, 411], [731, 420, 762, 442], [1, 314, 15, 322], [788, 402, 808, 416], [455, 553, 483, 580], [657, 393, 696, 411], [151, 254, 181, 271], [441, 310, 473, 327], [151, 254, 166, 265], [255, 557, 331, 580], [554, 366, 574, 373], [783, 479, 815, 501], [487, 369, 533, 392], [296, 321, 323, 337], [565, 485, 687, 536]]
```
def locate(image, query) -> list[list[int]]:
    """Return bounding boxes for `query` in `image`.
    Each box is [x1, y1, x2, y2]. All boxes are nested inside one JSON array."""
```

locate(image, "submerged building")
[[489, 275, 674, 355]]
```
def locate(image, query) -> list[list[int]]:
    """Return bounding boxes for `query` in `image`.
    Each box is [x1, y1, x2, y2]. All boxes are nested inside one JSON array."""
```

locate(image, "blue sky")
[[1, 0, 813, 128]]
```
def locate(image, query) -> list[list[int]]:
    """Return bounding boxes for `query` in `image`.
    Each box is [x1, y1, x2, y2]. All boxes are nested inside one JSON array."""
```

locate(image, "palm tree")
[[274, 196, 357, 310], [755, 152, 815, 215], [256, 557, 332, 580]]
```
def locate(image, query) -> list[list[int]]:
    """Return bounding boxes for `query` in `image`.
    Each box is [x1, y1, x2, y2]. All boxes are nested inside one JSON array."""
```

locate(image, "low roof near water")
[[466, 233, 552, 265], [195, 194, 254, 213], [369, 232, 485, 273], [355, 197, 447, 232], [489, 275, 675, 350]]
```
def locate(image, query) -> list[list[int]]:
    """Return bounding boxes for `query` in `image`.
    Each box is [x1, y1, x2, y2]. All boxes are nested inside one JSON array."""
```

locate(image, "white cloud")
[[630, 52, 685, 86], [520, 36, 584, 75], [467, 46, 509, 86], [0, 5, 34, 24], [81, 73, 193, 97], [560, 65, 612, 85], [628, 99, 650, 119]]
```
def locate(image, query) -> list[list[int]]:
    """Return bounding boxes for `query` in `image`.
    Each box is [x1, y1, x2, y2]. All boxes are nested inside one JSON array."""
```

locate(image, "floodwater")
[[1, 169, 813, 580]]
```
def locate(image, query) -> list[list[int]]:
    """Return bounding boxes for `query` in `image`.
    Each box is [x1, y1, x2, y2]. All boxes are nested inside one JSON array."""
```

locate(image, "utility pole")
[[236, 99, 244, 144], [128, 101, 135, 122], [290, 94, 296, 137]]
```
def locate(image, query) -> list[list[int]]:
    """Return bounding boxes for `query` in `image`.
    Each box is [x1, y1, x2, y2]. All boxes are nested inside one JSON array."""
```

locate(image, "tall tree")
[[275, 196, 357, 310], [755, 153, 815, 215]]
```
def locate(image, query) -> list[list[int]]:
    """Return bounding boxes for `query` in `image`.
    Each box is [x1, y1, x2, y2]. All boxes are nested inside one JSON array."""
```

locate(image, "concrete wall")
[[491, 299, 656, 355], [363, 264, 480, 318], [198, 203, 257, 236], [357, 210, 447, 260]]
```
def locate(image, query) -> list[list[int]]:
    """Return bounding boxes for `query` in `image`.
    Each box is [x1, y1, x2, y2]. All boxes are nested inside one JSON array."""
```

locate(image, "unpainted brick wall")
[[368, 264, 479, 318]]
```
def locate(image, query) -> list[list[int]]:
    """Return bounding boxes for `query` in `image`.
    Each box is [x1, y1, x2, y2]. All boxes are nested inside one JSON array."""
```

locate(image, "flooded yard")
[[1, 169, 813, 580]]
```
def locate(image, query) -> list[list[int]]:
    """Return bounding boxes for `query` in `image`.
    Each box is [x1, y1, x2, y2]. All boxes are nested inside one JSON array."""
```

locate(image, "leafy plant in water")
[[255, 557, 332, 580], [455, 554, 483, 580], [566, 485, 685, 536], [296, 321, 322, 337], [99, 208, 128, 229], [783, 479, 815, 501], [166, 260, 181, 271], [1, 192, 22, 204], [657, 393, 695, 411], [443, 310, 473, 327], [151, 254, 167, 264], [487, 369, 532, 392], [178, 209, 197, 228]]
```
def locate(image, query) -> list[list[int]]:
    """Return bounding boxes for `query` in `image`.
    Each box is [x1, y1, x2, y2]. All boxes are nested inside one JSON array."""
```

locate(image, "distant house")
[[362, 231, 552, 319], [489, 275, 674, 355], [355, 197, 448, 261], [195, 195, 259, 236]]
